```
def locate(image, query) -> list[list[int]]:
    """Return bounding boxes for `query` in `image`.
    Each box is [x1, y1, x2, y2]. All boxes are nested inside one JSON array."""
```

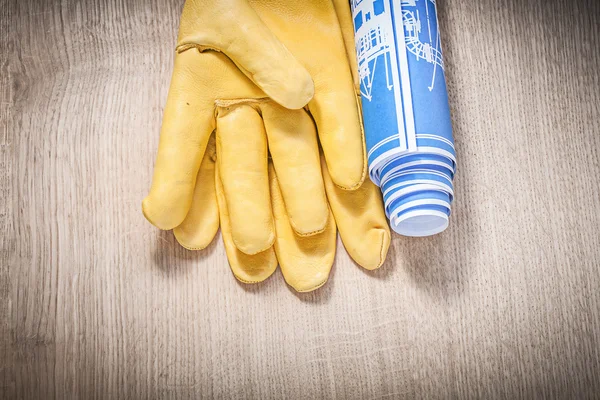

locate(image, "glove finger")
[[332, 0, 360, 90], [142, 50, 215, 230], [177, 0, 313, 110], [216, 104, 275, 255], [215, 163, 277, 284], [269, 162, 336, 293], [308, 67, 366, 191], [321, 152, 391, 270], [173, 135, 219, 250], [261, 101, 329, 237]]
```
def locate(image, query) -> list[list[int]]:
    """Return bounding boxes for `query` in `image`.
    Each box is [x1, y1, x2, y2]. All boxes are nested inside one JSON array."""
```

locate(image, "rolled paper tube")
[[351, 0, 456, 237]]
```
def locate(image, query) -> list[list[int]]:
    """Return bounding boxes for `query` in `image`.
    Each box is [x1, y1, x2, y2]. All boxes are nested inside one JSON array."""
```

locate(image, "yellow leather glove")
[[143, 0, 367, 247], [174, 129, 391, 292]]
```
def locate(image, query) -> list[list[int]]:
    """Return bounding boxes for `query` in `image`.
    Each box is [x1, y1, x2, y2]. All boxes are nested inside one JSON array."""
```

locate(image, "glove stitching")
[[294, 226, 327, 237], [214, 98, 269, 109], [295, 277, 329, 293], [374, 229, 387, 270], [350, 91, 368, 191], [233, 273, 272, 285], [176, 242, 211, 251], [235, 240, 275, 256]]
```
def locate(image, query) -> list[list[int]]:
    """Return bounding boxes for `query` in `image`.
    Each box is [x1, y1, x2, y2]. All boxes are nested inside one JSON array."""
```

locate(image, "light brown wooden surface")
[[3, 0, 600, 398]]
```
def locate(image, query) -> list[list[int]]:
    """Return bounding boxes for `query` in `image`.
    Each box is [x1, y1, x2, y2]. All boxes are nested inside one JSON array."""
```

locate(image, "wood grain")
[[2, 0, 600, 398]]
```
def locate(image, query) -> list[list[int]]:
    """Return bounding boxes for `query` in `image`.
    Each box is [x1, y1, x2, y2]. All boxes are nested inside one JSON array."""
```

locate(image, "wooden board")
[[2, 0, 600, 398]]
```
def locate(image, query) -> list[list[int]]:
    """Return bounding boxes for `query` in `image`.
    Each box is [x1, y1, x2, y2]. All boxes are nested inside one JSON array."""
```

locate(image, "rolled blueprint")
[[351, 0, 456, 237]]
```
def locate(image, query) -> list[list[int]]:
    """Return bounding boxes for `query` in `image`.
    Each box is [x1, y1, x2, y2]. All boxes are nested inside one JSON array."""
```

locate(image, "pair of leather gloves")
[[143, 0, 391, 292]]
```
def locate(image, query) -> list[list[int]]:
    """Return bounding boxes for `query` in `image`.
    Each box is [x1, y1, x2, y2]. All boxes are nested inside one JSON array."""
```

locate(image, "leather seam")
[[295, 277, 329, 293], [178, 242, 210, 251], [237, 242, 274, 256], [294, 225, 327, 237], [173, 231, 213, 251], [214, 98, 269, 109], [350, 91, 368, 190], [374, 229, 386, 269], [233, 273, 270, 285]]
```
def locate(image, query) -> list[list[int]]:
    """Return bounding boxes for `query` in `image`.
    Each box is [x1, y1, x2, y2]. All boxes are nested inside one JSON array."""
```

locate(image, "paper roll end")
[[390, 210, 449, 237]]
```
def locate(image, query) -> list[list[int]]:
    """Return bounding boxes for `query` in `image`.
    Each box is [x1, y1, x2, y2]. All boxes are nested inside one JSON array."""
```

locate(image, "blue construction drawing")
[[351, 0, 454, 176], [354, 0, 445, 100], [351, 0, 457, 237]]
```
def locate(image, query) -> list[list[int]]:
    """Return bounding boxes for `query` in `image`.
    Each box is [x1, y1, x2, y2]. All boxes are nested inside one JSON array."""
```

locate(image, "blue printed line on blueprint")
[[352, 0, 457, 237]]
